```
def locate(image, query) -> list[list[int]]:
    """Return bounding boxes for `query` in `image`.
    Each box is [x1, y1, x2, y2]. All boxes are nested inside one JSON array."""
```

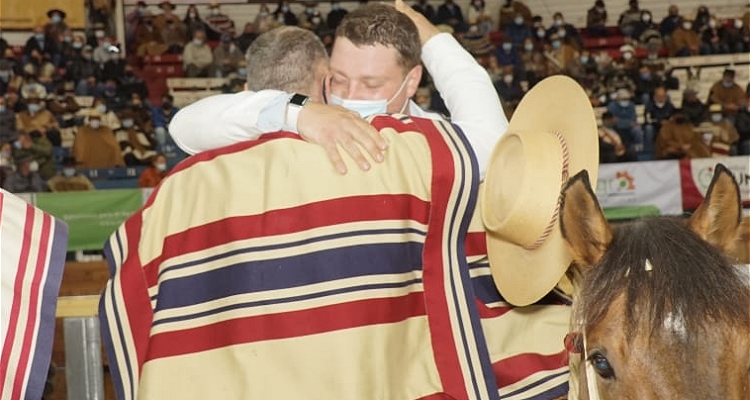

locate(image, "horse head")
[[559, 164, 750, 400]]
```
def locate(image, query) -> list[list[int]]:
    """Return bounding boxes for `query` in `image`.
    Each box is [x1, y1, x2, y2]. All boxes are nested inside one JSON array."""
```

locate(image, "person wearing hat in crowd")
[[182, 30, 214, 77], [72, 109, 125, 169], [46, 156, 95, 192], [213, 33, 244, 78], [161, 9, 188, 54], [655, 109, 711, 159], [135, 10, 168, 57], [137, 153, 169, 188], [498, 0, 532, 30], [586, 0, 608, 37], [546, 12, 583, 51], [615, 43, 639, 75], [682, 87, 708, 126], [44, 8, 68, 44], [154, 1, 182, 31], [708, 69, 747, 119], [697, 103, 740, 156], [115, 109, 157, 166], [11, 130, 55, 180], [668, 18, 700, 56], [15, 93, 61, 147], [2, 154, 46, 193]]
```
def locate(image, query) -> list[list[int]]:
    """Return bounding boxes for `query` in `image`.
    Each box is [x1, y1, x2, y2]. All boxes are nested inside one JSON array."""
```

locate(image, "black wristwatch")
[[285, 94, 309, 131]]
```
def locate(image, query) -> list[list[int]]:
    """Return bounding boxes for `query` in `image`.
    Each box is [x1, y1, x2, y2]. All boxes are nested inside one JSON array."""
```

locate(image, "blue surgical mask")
[[122, 119, 134, 128], [28, 103, 41, 114], [52, 15, 62, 23], [551, 40, 561, 49], [63, 168, 76, 177], [524, 43, 534, 51], [0, 71, 8, 81], [237, 67, 247, 76], [514, 17, 524, 25], [502, 43, 512, 51], [711, 113, 723, 122], [97, 104, 107, 113], [0, 105, 5, 113], [328, 76, 410, 118], [35, 34, 44, 41], [73, 42, 83, 49], [580, 56, 589, 63], [640, 72, 651, 80], [618, 100, 630, 107]]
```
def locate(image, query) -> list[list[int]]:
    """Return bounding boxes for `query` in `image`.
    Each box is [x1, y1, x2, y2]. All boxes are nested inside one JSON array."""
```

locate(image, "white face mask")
[[623, 52, 633, 60], [63, 168, 76, 177], [122, 119, 134, 128], [90, 120, 101, 129], [711, 113, 723, 122], [503, 74, 513, 84], [328, 76, 410, 117], [155, 163, 167, 172], [97, 104, 107, 113], [29, 160, 39, 172]]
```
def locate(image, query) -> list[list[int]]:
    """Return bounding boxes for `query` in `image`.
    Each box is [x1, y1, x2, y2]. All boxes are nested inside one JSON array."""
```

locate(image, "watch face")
[[290, 94, 309, 107]]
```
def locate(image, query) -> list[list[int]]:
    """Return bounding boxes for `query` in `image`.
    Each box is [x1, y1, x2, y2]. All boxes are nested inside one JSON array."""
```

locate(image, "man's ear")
[[404, 64, 423, 99]]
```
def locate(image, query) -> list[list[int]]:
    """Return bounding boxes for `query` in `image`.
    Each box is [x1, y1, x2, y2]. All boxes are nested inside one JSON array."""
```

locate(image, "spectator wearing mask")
[[72, 109, 125, 168], [125, 1, 147, 45], [273, 1, 298, 26], [494, 40, 522, 71], [544, 33, 576, 75], [669, 19, 700, 56], [46, 82, 81, 129], [154, 1, 182, 31], [659, 5, 682, 38], [645, 86, 675, 139], [633, 65, 663, 105], [599, 111, 637, 163], [618, 0, 642, 37], [44, 9, 68, 45], [708, 69, 746, 118], [138, 153, 168, 188], [118, 65, 149, 101], [567, 50, 598, 87], [206, 3, 237, 41], [100, 79, 127, 112], [467, 0, 493, 35], [0, 59, 14, 95], [546, 12, 582, 50], [152, 94, 178, 147], [693, 5, 711, 34], [327, 1, 349, 30], [632, 11, 662, 47], [161, 15, 188, 54], [67, 45, 98, 93], [734, 93, 750, 155], [213, 34, 244, 78], [682, 88, 708, 125], [135, 11, 167, 57], [607, 88, 645, 153], [586, 0, 608, 37], [23, 25, 59, 67], [615, 44, 639, 75], [11, 131, 55, 179], [182, 30, 214, 78], [183, 4, 209, 41], [127, 92, 153, 132], [493, 65, 525, 113], [99, 46, 127, 83], [92, 36, 117, 65], [700, 16, 729, 55], [2, 155, 46, 193], [697, 103, 739, 156], [46, 156, 95, 192], [81, 97, 121, 131], [503, 12, 532, 46], [725, 18, 750, 54], [115, 109, 157, 166], [498, 0, 532, 30], [0, 95, 18, 144], [15, 94, 61, 147], [655, 111, 711, 159]]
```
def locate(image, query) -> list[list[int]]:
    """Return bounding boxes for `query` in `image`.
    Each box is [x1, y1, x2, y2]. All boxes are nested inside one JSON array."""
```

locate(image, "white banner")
[[596, 160, 683, 216], [683, 156, 750, 205]]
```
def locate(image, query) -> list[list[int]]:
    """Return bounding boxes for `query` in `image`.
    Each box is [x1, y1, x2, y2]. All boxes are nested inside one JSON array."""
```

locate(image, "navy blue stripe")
[[101, 283, 135, 400], [501, 370, 569, 399], [438, 119, 500, 399], [99, 290, 126, 400], [472, 275, 505, 305], [154, 241, 425, 310], [158, 227, 426, 279], [153, 278, 423, 326]]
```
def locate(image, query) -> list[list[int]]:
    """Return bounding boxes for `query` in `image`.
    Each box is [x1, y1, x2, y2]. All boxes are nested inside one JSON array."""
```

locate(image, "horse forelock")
[[578, 217, 750, 343]]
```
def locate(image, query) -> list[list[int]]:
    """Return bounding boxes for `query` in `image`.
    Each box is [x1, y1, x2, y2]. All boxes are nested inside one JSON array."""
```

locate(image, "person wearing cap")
[[205, 2, 236, 40], [46, 156, 95, 192], [668, 18, 700, 56], [586, 0, 608, 37], [72, 109, 125, 168], [44, 9, 68, 43], [182, 30, 214, 78], [213, 33, 244, 78], [697, 103, 739, 156], [135, 10, 168, 57], [708, 69, 746, 118], [632, 10, 661, 46], [154, 1, 181, 31], [2, 155, 46, 193], [655, 110, 711, 159]]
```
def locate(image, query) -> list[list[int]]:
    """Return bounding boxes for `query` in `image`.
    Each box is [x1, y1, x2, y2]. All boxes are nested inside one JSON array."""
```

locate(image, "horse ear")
[[560, 170, 613, 268], [688, 164, 743, 253]]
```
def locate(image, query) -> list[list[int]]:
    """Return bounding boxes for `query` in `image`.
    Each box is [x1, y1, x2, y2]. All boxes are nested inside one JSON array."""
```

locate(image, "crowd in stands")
[[1, 0, 750, 195]]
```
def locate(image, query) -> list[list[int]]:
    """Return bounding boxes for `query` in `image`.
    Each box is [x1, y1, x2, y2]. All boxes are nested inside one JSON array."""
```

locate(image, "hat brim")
[[482, 75, 599, 306], [47, 9, 66, 19]]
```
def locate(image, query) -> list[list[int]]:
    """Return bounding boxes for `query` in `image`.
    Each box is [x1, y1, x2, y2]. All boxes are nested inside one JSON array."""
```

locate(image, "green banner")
[[36, 189, 143, 251]]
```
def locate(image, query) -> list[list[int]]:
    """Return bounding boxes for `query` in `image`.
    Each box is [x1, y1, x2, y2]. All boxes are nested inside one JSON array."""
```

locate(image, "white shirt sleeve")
[[168, 90, 293, 155], [420, 33, 509, 179]]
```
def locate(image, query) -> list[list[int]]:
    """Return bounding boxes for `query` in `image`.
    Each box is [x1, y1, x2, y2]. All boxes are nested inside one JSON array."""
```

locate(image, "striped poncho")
[[99, 115, 570, 400]]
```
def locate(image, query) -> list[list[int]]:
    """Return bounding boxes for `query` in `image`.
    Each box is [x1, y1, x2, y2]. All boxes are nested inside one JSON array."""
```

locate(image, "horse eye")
[[588, 352, 616, 379]]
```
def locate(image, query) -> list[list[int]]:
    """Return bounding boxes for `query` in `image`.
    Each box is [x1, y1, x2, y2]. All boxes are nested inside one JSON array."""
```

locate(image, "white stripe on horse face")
[[663, 311, 687, 339]]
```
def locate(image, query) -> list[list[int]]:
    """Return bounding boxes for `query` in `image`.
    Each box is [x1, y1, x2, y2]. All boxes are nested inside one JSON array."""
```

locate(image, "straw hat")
[[481, 75, 599, 306]]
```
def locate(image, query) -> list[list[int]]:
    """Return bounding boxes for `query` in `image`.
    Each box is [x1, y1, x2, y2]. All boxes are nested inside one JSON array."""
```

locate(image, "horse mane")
[[578, 216, 750, 340]]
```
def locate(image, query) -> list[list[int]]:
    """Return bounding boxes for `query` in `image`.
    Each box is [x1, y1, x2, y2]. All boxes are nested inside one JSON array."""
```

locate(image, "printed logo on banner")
[[598, 171, 637, 199], [692, 159, 750, 199]]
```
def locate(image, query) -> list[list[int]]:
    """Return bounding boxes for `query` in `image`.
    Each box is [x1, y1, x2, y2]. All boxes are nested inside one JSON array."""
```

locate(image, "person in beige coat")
[[668, 19, 700, 56], [182, 30, 214, 77], [655, 111, 711, 159], [72, 110, 125, 168]]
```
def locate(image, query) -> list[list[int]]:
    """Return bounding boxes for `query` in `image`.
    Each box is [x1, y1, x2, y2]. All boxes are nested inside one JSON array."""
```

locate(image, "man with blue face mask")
[[22, 25, 60, 67], [46, 156, 95, 192], [708, 69, 746, 120], [171, 0, 506, 177]]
